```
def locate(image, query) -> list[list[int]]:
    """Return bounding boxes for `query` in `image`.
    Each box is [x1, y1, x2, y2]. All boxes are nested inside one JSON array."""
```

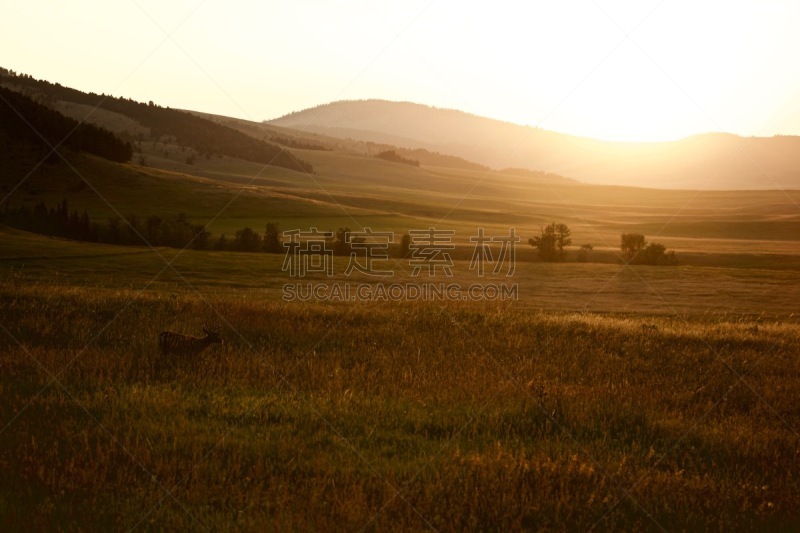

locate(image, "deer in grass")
[[158, 325, 223, 357]]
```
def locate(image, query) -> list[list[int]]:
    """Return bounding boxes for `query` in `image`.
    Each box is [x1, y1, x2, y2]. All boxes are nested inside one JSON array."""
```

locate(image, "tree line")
[[1, 203, 676, 266], [269, 135, 329, 151], [0, 200, 389, 257], [2, 199, 94, 242], [363, 142, 489, 172], [375, 150, 420, 167], [1, 200, 212, 249]]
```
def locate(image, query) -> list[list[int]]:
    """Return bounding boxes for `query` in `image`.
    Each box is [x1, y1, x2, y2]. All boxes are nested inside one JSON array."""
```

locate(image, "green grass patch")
[[0, 282, 798, 530]]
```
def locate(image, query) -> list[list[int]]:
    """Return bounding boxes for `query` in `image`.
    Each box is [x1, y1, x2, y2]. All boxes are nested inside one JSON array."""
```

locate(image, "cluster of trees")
[[528, 223, 676, 265], [365, 142, 489, 171], [620, 233, 677, 265], [0, 86, 132, 163], [0, 70, 313, 174], [210, 226, 414, 258], [101, 213, 212, 249], [400, 148, 488, 171], [215, 223, 282, 253], [219, 226, 392, 257], [375, 150, 420, 167], [2, 200, 94, 241], [528, 223, 573, 261]]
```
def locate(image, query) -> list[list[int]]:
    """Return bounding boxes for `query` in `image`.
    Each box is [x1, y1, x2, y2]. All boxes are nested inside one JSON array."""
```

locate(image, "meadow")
[[2, 83, 800, 530], [3, 159, 800, 530], [1, 229, 799, 531]]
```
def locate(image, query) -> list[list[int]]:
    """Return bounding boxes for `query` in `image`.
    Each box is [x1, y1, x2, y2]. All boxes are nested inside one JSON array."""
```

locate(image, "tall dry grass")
[[1, 279, 798, 530]]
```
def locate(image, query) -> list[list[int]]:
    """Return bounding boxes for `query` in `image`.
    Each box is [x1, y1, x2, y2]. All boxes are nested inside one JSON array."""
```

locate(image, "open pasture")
[[1, 230, 799, 530]]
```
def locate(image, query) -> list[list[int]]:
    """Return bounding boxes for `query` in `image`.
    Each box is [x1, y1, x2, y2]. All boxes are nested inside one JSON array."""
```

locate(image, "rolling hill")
[[270, 100, 800, 190]]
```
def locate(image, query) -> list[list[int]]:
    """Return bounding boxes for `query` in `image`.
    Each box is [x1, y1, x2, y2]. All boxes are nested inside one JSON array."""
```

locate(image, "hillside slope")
[[0, 69, 313, 174], [270, 100, 800, 190]]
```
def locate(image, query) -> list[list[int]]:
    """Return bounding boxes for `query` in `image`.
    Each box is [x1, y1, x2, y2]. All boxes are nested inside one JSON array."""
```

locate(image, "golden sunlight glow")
[[2, 0, 799, 142]]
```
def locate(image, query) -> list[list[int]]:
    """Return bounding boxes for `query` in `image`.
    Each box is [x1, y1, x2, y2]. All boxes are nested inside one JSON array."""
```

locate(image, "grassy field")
[[3, 95, 800, 530], [1, 228, 799, 530], [1, 278, 799, 530], [2, 227, 799, 316]]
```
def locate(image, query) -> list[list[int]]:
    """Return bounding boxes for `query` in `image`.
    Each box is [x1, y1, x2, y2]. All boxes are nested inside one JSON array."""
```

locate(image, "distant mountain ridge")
[[270, 100, 800, 190]]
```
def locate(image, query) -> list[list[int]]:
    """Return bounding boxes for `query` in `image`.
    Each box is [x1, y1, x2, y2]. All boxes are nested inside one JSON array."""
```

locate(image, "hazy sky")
[[3, 0, 800, 142]]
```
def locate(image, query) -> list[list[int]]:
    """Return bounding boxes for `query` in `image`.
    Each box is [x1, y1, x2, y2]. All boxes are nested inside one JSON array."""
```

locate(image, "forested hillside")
[[0, 85, 132, 163], [0, 68, 313, 174]]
